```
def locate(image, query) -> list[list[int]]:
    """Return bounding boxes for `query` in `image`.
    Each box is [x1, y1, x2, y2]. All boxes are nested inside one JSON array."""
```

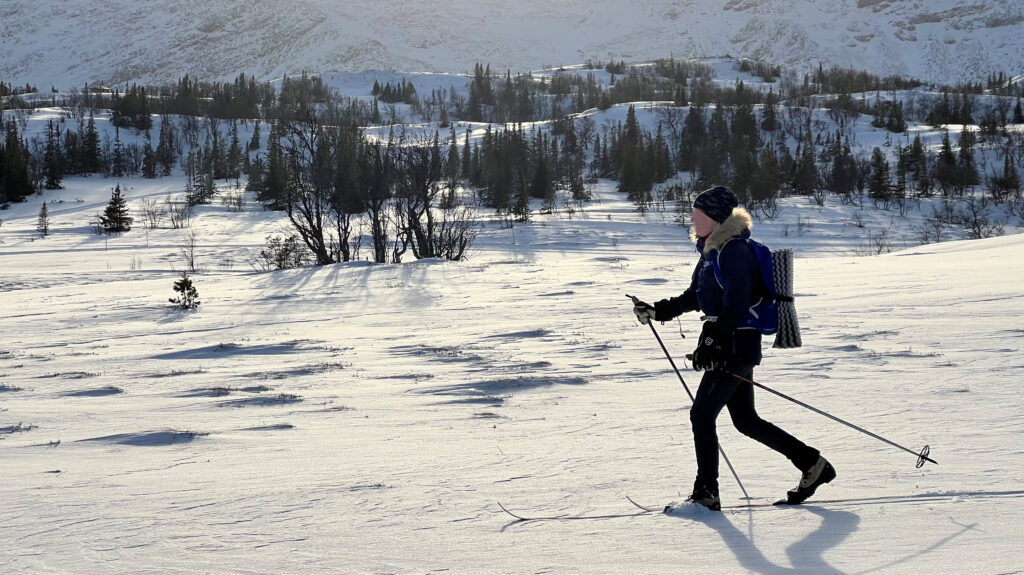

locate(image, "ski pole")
[[723, 369, 937, 468], [627, 295, 750, 500]]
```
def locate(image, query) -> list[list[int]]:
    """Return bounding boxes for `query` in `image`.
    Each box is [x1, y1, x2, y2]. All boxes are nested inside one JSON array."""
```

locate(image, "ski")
[[497, 501, 654, 522], [626, 495, 785, 513]]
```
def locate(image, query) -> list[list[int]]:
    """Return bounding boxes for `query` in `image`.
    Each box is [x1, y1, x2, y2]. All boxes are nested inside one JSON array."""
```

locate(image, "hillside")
[[2, 0, 1023, 87], [2, 169, 1024, 572]]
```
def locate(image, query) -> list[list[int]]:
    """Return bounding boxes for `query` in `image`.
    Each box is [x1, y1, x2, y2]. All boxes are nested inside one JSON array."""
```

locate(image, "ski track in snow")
[[3, 125, 1024, 572]]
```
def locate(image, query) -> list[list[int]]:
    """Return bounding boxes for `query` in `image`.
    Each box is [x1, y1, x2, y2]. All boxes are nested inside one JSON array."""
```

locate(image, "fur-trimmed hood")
[[692, 207, 754, 253]]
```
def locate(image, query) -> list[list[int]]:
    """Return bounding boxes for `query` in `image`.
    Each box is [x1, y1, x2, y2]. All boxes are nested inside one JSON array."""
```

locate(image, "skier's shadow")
[[674, 506, 858, 574]]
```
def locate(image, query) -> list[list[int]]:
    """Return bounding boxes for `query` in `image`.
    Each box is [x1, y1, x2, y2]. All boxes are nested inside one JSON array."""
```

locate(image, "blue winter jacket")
[[654, 209, 763, 367]]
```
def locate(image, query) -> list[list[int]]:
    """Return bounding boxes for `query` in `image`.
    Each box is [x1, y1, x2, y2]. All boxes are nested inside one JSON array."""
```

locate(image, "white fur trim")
[[702, 208, 753, 253]]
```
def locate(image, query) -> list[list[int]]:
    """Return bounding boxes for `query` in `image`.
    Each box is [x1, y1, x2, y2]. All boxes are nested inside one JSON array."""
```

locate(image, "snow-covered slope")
[[2, 0, 1022, 87], [2, 171, 1024, 572]]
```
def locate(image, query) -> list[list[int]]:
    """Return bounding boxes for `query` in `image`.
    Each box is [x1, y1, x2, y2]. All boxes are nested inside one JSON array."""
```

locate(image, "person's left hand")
[[692, 321, 731, 371]]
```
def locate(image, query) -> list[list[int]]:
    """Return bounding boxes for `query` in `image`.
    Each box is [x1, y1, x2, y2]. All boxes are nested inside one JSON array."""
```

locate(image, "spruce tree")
[[828, 141, 858, 196], [43, 119, 63, 189], [1005, 154, 1020, 192], [156, 115, 176, 176], [935, 131, 959, 193], [868, 147, 891, 200], [446, 127, 460, 181], [248, 120, 262, 152], [995, 154, 1021, 198], [37, 202, 50, 237], [211, 132, 226, 180], [100, 184, 133, 233], [761, 89, 779, 132], [64, 126, 82, 175], [246, 154, 265, 194], [169, 271, 200, 310], [887, 101, 907, 133], [262, 121, 288, 208], [227, 122, 242, 181], [142, 140, 157, 179], [791, 132, 819, 196], [750, 146, 781, 205], [461, 131, 471, 179], [84, 112, 101, 174], [110, 127, 126, 178], [678, 104, 706, 172], [907, 134, 928, 181], [957, 126, 979, 188]]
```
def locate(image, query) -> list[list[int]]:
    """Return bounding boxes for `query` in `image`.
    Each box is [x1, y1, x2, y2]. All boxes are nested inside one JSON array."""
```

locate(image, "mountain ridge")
[[2, 0, 1022, 87]]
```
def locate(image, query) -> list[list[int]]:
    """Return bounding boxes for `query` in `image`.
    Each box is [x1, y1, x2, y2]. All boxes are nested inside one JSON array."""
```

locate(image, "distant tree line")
[[4, 59, 1023, 245], [0, 80, 39, 100]]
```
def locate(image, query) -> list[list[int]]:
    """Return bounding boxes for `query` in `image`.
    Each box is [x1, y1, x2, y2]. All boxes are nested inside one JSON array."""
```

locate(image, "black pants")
[[690, 365, 819, 497]]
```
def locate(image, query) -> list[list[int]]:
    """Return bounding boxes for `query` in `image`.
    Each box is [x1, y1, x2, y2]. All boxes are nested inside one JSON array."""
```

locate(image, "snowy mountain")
[[2, 0, 1023, 88]]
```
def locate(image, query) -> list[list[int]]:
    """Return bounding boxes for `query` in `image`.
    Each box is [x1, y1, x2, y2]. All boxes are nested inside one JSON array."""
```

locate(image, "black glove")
[[692, 321, 732, 371], [632, 300, 657, 325]]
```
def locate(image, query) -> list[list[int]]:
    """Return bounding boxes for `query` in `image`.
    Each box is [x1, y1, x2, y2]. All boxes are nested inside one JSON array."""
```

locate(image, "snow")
[[2, 0, 1023, 88], [3, 164, 1024, 572], [3, 66, 1024, 571]]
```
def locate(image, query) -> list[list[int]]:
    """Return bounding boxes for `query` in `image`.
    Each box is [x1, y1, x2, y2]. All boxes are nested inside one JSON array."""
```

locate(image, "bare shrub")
[[181, 229, 200, 273], [138, 197, 167, 228], [248, 234, 310, 272], [165, 195, 193, 229], [953, 196, 1004, 239], [221, 189, 245, 212]]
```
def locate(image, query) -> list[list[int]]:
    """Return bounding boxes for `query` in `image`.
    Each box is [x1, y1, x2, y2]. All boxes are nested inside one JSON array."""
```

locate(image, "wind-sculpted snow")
[[2, 0, 1022, 86]]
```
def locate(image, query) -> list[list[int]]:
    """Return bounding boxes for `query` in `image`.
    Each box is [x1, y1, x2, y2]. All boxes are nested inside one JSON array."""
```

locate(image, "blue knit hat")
[[693, 186, 739, 224]]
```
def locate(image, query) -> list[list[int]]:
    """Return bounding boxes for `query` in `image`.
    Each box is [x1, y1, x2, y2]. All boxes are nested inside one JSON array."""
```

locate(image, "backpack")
[[710, 237, 802, 349]]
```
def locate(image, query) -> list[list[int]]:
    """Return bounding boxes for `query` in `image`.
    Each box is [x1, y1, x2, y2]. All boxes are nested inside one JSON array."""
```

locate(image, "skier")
[[632, 186, 835, 510]]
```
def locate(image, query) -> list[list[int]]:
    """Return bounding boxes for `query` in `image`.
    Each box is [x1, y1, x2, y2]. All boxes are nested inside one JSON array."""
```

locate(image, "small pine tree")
[[169, 271, 200, 310], [37, 202, 50, 237], [100, 184, 133, 233]]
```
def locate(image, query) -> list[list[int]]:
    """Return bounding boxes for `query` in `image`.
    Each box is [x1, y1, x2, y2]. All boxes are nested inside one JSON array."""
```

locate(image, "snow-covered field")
[[2, 166, 1024, 572]]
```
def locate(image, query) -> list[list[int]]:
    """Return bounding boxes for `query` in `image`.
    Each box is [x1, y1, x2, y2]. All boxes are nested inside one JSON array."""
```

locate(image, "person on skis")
[[632, 185, 835, 510]]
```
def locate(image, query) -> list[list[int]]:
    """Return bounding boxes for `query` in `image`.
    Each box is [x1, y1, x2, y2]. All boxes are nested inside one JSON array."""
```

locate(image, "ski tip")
[[772, 499, 795, 506], [496, 501, 529, 521]]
